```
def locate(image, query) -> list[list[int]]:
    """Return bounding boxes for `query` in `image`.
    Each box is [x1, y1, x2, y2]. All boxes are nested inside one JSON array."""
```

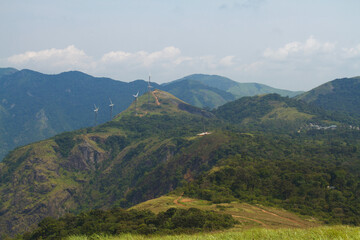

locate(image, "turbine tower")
[[133, 91, 139, 115], [109, 98, 114, 120], [147, 74, 152, 104], [94, 104, 99, 126]]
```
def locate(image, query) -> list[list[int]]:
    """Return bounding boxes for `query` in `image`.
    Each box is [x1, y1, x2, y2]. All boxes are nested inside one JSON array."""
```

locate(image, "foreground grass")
[[68, 226, 360, 240]]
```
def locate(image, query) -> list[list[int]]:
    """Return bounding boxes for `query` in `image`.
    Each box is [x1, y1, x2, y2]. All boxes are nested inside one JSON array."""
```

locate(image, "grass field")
[[67, 195, 360, 239], [130, 194, 319, 229], [68, 226, 360, 240]]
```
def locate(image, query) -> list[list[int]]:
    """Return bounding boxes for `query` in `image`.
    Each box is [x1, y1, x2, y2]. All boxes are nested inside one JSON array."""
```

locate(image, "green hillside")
[[2, 90, 360, 238], [0, 69, 157, 161], [170, 74, 302, 99], [213, 93, 357, 132], [296, 76, 360, 117], [162, 79, 235, 108], [0, 69, 303, 162], [0, 90, 220, 236]]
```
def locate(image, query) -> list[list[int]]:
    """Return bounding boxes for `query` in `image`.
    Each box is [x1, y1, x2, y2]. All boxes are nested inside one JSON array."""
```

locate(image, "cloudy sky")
[[1, 0, 360, 91]]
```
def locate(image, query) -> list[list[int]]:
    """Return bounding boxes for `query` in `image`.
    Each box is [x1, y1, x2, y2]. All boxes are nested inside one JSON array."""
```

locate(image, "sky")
[[1, 0, 360, 91]]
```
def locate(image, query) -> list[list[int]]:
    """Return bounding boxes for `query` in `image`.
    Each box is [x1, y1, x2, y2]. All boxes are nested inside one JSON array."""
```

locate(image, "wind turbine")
[[133, 91, 139, 115], [94, 104, 99, 126], [109, 98, 114, 120]]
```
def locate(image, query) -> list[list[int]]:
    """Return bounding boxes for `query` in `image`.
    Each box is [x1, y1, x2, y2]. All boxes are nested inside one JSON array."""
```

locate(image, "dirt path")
[[173, 193, 186, 207], [252, 206, 304, 226], [151, 90, 160, 106], [232, 215, 267, 227]]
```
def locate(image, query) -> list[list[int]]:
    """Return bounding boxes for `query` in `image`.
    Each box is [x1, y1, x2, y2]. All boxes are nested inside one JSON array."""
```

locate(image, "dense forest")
[[20, 207, 236, 239]]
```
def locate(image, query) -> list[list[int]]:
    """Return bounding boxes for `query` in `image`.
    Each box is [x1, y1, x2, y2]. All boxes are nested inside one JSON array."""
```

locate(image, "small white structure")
[[197, 132, 212, 136]]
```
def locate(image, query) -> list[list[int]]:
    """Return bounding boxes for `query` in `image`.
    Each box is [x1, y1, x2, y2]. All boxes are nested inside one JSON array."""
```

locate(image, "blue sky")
[[1, 0, 360, 90]]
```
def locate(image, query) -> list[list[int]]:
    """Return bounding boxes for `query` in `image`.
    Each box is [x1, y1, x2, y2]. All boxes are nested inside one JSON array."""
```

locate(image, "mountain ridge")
[[0, 68, 302, 161]]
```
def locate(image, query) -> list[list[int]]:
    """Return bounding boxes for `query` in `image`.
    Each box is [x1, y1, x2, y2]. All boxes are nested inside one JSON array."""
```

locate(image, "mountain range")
[[1, 89, 360, 237], [0, 69, 302, 161]]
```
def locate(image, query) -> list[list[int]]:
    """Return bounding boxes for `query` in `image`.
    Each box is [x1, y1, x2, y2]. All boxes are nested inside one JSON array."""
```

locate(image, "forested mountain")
[[0, 69, 157, 161], [0, 69, 302, 161], [167, 74, 303, 99], [296, 76, 360, 117], [213, 93, 359, 132], [162, 78, 235, 109], [2, 90, 360, 237], [0, 67, 18, 78]]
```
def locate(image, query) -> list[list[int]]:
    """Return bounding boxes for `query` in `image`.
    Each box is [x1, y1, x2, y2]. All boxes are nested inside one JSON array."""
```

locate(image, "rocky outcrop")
[[66, 139, 108, 171]]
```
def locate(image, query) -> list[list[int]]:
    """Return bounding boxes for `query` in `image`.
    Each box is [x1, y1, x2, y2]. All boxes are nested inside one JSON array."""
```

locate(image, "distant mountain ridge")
[[0, 69, 156, 161], [296, 76, 360, 117], [167, 74, 303, 99], [0, 68, 303, 161]]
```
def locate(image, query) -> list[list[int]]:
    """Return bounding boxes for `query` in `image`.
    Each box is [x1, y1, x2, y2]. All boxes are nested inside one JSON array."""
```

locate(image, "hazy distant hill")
[[170, 74, 303, 99], [296, 76, 360, 117], [0, 69, 305, 161], [213, 93, 358, 132], [0, 67, 18, 78], [0, 69, 156, 160], [162, 78, 235, 108]]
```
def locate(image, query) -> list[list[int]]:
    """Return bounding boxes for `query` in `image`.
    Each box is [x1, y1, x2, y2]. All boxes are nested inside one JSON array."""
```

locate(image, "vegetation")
[[0, 69, 157, 161], [181, 129, 360, 224], [213, 93, 360, 132], [20, 208, 236, 239], [170, 74, 302, 99], [3, 89, 360, 237], [64, 226, 360, 240], [297, 76, 360, 118]]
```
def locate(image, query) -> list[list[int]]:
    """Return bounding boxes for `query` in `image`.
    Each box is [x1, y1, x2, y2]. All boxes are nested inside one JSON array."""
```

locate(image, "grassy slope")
[[68, 226, 360, 240], [131, 195, 319, 229]]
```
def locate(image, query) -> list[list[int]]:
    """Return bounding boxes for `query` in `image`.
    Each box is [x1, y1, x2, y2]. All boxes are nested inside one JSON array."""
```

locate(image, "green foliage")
[[0, 69, 156, 161], [65, 226, 360, 240], [297, 76, 360, 118], [213, 93, 360, 132], [21, 208, 236, 239], [54, 132, 77, 157], [181, 130, 360, 225]]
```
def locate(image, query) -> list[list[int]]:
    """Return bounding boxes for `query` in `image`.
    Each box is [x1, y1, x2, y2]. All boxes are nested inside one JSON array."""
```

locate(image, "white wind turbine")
[[109, 98, 114, 120], [133, 91, 139, 115], [94, 104, 99, 126]]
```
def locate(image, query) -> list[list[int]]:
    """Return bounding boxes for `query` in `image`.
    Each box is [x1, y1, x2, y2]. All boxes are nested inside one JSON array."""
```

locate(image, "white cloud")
[[5, 39, 360, 90], [5, 46, 236, 82], [236, 61, 264, 72], [219, 56, 235, 66], [8, 45, 94, 69], [101, 46, 182, 67], [342, 44, 360, 58], [263, 36, 335, 60]]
